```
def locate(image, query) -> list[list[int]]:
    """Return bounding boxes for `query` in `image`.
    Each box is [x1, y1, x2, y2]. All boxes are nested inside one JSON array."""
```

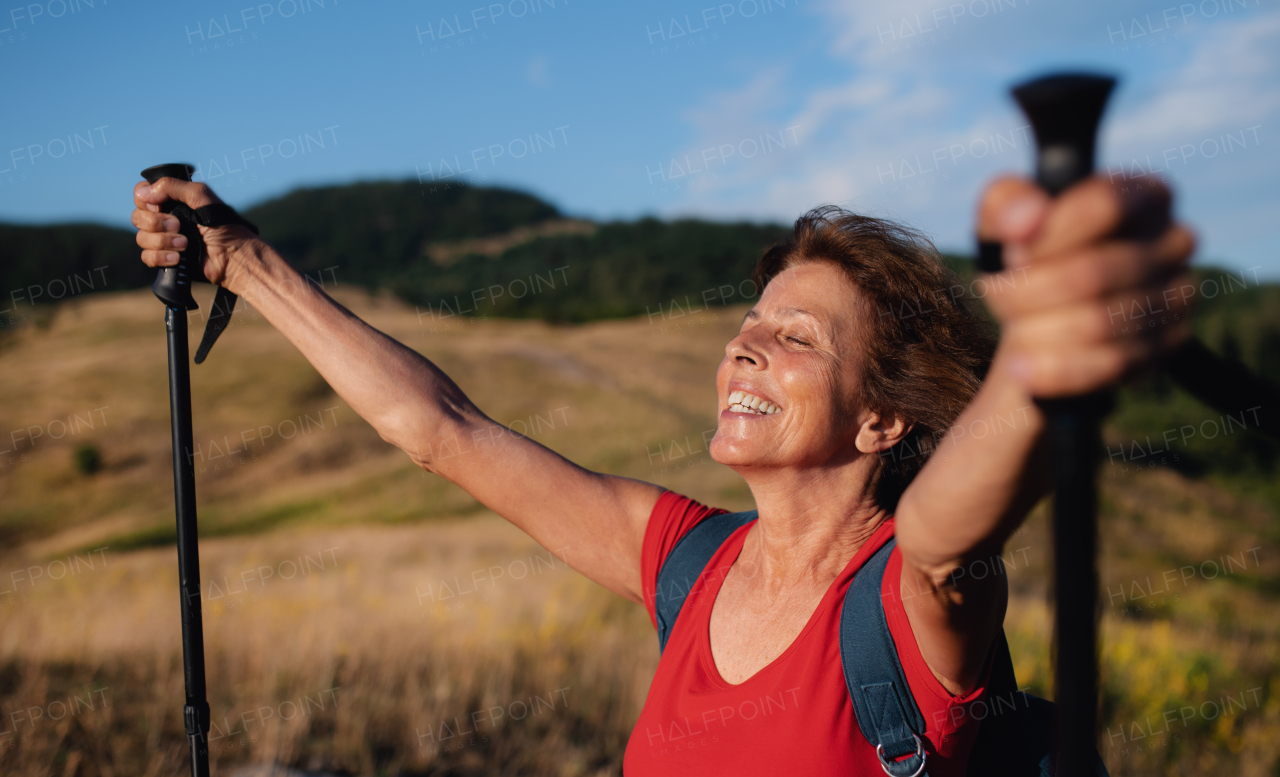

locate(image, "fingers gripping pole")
[[142, 163, 202, 311], [142, 164, 251, 364]]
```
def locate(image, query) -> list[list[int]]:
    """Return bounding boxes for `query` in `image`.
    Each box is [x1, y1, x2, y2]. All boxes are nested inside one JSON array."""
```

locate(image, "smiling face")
[[711, 260, 888, 473]]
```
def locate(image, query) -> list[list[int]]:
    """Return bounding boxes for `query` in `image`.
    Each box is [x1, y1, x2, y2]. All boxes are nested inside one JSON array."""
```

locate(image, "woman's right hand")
[[132, 178, 258, 292]]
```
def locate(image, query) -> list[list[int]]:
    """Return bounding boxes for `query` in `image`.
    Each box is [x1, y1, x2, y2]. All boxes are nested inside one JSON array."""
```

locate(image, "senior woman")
[[132, 174, 1193, 774]]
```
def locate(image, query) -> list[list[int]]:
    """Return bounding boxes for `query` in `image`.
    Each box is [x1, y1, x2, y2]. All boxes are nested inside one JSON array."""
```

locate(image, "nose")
[[725, 330, 766, 369]]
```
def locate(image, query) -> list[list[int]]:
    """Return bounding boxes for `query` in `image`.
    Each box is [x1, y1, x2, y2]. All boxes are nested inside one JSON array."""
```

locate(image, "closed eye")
[[785, 336, 809, 346]]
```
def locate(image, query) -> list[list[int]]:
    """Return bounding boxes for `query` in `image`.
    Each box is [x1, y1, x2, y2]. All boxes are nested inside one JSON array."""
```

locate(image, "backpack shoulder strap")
[[842, 542, 1095, 777], [654, 510, 758, 654], [839, 537, 932, 777]]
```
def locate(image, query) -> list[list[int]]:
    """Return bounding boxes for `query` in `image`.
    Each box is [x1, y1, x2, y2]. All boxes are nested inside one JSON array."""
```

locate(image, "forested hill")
[[1, 179, 789, 323], [244, 180, 562, 289], [1, 181, 562, 312], [4, 178, 1278, 364], [3, 178, 1280, 510]]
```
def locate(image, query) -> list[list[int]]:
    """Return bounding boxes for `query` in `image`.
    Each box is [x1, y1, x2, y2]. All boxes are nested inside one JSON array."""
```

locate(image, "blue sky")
[[2, 0, 1277, 276]]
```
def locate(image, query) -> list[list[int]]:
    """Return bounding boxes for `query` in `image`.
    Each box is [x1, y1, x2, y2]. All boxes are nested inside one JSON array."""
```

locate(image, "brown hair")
[[752, 205, 997, 511]]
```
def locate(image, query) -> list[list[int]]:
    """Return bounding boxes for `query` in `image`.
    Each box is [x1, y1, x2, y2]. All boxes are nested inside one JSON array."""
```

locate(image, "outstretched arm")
[[133, 178, 664, 603], [894, 176, 1196, 694]]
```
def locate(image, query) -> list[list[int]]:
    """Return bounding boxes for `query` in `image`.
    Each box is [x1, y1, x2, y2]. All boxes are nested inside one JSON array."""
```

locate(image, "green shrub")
[[73, 443, 102, 475]]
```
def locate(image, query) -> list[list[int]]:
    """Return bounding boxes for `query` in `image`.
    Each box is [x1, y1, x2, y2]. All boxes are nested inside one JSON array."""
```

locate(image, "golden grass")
[[2, 288, 1278, 775], [2, 518, 657, 776]]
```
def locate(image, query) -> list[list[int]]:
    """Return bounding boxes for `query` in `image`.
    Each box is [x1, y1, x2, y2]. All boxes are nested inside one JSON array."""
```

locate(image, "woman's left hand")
[[977, 175, 1197, 398]]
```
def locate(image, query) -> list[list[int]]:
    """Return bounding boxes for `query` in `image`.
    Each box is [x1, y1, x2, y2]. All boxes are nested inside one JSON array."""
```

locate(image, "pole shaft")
[[166, 306, 210, 777], [1045, 403, 1104, 775], [1009, 74, 1117, 775]]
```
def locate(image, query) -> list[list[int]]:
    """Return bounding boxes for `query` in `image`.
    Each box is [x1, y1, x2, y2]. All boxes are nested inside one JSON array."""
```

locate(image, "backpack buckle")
[[876, 733, 927, 777]]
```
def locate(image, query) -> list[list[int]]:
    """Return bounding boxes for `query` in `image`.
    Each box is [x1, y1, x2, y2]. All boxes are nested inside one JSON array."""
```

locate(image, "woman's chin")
[[709, 433, 775, 469]]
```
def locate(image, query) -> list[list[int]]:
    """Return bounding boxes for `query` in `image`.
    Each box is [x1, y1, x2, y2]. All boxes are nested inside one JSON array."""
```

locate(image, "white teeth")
[[727, 391, 782, 415]]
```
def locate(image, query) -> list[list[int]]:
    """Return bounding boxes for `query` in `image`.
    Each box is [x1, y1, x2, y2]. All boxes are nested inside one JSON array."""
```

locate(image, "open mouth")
[[727, 390, 781, 415]]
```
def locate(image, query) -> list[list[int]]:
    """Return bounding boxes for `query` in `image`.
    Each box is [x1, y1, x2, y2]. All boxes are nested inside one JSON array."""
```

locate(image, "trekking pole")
[[978, 74, 1280, 775], [976, 73, 1117, 775], [141, 162, 253, 777], [142, 162, 211, 777]]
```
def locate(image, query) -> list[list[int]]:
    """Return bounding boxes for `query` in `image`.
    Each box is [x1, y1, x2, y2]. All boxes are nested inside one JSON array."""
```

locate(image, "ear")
[[854, 411, 911, 454]]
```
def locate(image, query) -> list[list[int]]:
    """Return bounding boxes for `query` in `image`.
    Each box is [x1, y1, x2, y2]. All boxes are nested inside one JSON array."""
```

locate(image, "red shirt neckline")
[[691, 516, 898, 690], [629, 491, 993, 776]]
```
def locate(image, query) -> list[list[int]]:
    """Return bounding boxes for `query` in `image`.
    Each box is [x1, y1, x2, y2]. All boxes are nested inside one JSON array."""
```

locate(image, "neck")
[[736, 456, 889, 592]]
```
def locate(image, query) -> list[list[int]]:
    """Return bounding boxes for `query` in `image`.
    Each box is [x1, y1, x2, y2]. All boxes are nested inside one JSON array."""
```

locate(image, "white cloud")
[[655, 0, 1280, 272], [1105, 14, 1280, 152]]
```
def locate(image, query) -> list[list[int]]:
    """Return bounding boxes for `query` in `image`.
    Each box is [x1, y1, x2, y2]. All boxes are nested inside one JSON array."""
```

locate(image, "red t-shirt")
[[624, 490, 991, 775]]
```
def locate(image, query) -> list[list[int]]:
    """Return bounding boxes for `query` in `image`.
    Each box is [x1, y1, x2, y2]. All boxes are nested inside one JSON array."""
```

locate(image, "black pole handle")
[[141, 163, 204, 311], [1014, 74, 1116, 197], [975, 74, 1116, 273]]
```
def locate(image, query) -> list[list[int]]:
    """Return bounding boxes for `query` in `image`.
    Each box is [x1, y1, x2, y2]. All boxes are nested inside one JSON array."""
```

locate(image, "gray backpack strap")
[[840, 537, 932, 777], [654, 510, 758, 654]]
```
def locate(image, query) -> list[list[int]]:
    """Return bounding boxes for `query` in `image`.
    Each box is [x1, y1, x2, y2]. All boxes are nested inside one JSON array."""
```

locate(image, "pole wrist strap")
[[190, 205, 259, 364]]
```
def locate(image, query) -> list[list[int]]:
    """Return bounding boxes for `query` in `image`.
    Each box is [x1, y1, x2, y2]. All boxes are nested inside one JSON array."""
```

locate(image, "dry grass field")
[[2, 285, 1278, 775]]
